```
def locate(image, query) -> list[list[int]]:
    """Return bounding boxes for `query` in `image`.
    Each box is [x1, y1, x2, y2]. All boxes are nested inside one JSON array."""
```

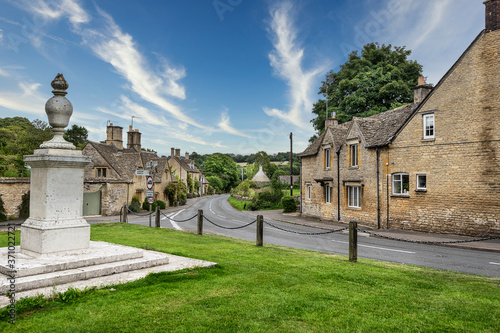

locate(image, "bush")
[[282, 196, 298, 213], [128, 201, 140, 213], [251, 187, 283, 210], [156, 200, 166, 209], [18, 191, 30, 219]]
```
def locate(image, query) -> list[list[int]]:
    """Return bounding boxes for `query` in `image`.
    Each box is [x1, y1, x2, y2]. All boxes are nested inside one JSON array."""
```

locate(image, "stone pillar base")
[[20, 219, 90, 256]]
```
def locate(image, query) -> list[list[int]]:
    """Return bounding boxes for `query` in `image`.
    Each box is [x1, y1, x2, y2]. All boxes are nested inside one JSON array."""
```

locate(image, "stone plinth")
[[20, 148, 91, 255]]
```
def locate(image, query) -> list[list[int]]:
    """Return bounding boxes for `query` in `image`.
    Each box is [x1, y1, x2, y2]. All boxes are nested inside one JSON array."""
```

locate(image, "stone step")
[[0, 249, 169, 294], [0, 242, 144, 278]]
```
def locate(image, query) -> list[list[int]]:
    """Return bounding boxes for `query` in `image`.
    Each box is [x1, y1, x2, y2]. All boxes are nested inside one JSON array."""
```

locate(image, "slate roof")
[[300, 122, 349, 157], [355, 103, 417, 147], [85, 141, 172, 183], [169, 156, 200, 173], [300, 103, 418, 158]]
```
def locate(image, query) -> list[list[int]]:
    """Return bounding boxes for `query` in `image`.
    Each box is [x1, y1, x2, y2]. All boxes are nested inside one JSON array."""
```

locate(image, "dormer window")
[[324, 148, 331, 169], [423, 114, 435, 139]]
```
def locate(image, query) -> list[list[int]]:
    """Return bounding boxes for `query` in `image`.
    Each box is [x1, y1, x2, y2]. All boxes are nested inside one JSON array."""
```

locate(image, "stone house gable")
[[300, 2, 500, 236]]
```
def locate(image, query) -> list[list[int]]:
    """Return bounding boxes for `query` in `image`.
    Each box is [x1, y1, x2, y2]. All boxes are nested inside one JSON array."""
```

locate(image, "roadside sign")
[[146, 190, 154, 197], [135, 170, 149, 176], [146, 176, 154, 190], [146, 161, 158, 168], [147, 197, 154, 204]]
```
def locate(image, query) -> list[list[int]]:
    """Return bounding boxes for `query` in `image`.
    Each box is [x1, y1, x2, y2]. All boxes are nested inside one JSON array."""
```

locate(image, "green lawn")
[[227, 196, 252, 211], [282, 189, 300, 196], [1, 224, 499, 332]]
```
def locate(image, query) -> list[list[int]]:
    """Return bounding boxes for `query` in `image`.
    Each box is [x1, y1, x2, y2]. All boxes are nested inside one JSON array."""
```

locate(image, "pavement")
[[2, 195, 499, 253], [246, 209, 500, 253]]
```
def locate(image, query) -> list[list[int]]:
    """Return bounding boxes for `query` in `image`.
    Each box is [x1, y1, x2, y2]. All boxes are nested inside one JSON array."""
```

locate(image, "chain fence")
[[160, 211, 198, 223], [203, 215, 257, 230], [263, 220, 348, 235], [127, 207, 155, 217], [358, 228, 499, 245]]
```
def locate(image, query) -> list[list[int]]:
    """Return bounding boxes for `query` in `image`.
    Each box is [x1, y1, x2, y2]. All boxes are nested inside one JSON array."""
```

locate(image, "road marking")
[[490, 262, 500, 266], [331, 240, 415, 254], [167, 210, 184, 231]]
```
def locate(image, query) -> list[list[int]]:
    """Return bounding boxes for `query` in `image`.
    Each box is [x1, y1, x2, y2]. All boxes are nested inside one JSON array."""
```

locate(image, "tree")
[[311, 43, 423, 139], [204, 153, 240, 192], [64, 124, 88, 149]]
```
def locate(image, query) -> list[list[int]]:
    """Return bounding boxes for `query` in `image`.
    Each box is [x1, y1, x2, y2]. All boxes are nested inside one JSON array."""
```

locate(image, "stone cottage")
[[82, 124, 174, 215], [167, 148, 201, 194], [300, 1, 500, 236]]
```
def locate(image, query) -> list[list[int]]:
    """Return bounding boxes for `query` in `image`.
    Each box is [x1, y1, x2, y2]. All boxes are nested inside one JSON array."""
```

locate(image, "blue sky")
[[0, 0, 484, 156]]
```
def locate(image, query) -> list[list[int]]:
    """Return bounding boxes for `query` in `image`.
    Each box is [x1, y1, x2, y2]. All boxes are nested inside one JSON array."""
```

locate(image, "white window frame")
[[350, 144, 358, 167], [325, 148, 331, 169], [347, 186, 361, 208], [325, 184, 331, 204], [307, 185, 311, 200], [416, 174, 427, 190], [393, 173, 410, 195], [423, 114, 435, 139]]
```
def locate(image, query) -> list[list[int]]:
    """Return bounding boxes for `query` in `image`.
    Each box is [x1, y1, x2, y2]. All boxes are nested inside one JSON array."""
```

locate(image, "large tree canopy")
[[64, 124, 88, 149], [310, 43, 423, 140], [203, 153, 240, 192]]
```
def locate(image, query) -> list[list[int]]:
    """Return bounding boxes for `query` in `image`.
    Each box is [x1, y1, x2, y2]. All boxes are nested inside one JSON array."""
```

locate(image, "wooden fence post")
[[123, 204, 127, 223], [256, 215, 264, 246], [155, 205, 160, 228], [349, 221, 358, 262], [197, 209, 203, 236]]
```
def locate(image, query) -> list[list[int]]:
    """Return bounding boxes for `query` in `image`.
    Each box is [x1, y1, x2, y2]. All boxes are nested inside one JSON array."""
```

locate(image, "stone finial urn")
[[40, 73, 75, 150]]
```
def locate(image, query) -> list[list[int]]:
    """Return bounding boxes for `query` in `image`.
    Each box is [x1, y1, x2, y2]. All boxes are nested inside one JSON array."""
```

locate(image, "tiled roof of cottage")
[[355, 103, 417, 147], [85, 141, 172, 182], [170, 156, 200, 173], [300, 103, 417, 157], [300, 122, 349, 157]]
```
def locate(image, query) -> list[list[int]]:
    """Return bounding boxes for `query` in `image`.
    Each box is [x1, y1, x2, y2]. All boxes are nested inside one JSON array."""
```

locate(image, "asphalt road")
[[126, 194, 500, 278]]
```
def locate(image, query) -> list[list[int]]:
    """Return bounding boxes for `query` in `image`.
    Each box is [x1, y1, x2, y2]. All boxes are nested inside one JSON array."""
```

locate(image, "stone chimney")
[[485, 0, 500, 32], [413, 76, 432, 104], [175, 148, 180, 157], [105, 123, 123, 150], [325, 116, 338, 129], [171, 147, 175, 158], [127, 125, 142, 152], [185, 152, 190, 160]]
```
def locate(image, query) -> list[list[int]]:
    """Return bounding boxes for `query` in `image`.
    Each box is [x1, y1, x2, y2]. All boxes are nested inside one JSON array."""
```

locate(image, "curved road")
[[129, 194, 500, 278]]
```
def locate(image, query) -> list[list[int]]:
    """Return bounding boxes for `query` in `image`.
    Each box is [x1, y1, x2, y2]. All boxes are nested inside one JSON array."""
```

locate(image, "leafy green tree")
[[311, 43, 423, 138], [204, 153, 240, 192], [206, 176, 224, 193], [64, 124, 88, 149]]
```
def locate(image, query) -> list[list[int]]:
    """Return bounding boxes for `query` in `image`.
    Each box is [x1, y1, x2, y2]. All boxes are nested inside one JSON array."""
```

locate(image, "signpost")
[[135, 170, 149, 176], [146, 175, 154, 227]]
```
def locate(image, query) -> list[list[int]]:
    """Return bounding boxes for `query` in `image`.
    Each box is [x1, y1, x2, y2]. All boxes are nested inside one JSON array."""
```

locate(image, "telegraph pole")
[[290, 132, 293, 197]]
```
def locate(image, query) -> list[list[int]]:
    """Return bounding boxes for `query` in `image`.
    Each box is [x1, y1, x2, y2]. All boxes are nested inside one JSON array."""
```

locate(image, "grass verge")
[[1, 224, 499, 332], [227, 196, 251, 211]]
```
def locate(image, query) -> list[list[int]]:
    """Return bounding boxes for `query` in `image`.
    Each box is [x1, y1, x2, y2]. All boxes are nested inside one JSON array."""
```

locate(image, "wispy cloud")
[[264, 1, 328, 129], [0, 80, 47, 115], [217, 109, 254, 138]]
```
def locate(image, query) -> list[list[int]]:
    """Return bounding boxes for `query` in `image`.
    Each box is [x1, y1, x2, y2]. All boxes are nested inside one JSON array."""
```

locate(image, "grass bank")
[[227, 196, 251, 211], [1, 224, 499, 332]]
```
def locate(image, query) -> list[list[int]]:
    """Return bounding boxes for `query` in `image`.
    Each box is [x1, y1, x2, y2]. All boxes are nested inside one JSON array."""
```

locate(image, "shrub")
[[282, 196, 297, 213], [251, 187, 283, 210], [156, 200, 166, 209], [18, 191, 30, 219], [164, 179, 188, 206], [128, 201, 140, 213]]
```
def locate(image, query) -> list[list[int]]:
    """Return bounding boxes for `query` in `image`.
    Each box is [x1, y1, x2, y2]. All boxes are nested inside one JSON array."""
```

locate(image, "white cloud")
[[95, 96, 225, 148], [264, 1, 328, 129], [24, 0, 90, 27], [0, 80, 47, 115], [217, 109, 254, 138]]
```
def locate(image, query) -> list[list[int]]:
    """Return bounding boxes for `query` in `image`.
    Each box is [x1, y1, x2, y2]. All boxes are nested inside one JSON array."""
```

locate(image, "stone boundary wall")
[[0, 178, 30, 218]]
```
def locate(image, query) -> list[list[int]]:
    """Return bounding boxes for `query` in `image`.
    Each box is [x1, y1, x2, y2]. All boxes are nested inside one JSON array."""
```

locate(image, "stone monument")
[[0, 74, 216, 306], [20, 74, 92, 255]]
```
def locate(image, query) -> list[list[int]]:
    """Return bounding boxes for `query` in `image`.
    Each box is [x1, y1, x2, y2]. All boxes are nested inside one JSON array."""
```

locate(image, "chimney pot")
[[175, 148, 180, 157], [418, 76, 425, 85], [185, 152, 190, 160], [171, 147, 175, 157]]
